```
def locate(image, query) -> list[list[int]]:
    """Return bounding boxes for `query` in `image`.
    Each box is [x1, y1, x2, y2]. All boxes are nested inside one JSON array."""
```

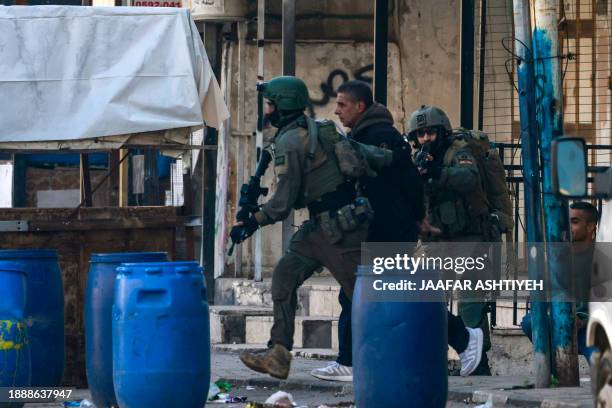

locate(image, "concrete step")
[[212, 343, 338, 361], [216, 278, 531, 328], [245, 315, 339, 349], [210, 305, 273, 344], [215, 277, 341, 318]]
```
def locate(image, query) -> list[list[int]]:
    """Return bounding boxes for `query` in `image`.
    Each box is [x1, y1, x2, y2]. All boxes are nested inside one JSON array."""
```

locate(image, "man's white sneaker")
[[459, 327, 484, 376], [310, 362, 353, 382]]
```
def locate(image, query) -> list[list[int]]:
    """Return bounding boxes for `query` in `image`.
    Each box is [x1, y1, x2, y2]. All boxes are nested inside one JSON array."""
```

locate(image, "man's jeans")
[[337, 288, 352, 366]]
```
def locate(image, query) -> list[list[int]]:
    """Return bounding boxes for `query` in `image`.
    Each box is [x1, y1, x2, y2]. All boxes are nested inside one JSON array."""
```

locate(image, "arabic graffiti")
[[310, 64, 374, 107]]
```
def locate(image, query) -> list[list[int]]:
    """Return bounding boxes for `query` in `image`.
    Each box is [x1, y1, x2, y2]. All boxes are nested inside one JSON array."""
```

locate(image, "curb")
[[218, 376, 591, 408], [218, 376, 353, 394], [447, 389, 592, 408]]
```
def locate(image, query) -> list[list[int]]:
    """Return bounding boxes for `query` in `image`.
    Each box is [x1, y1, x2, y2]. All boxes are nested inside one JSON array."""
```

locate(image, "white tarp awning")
[[0, 5, 229, 150]]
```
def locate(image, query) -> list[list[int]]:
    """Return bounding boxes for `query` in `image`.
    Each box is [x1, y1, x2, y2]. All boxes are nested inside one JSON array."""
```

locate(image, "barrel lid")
[[117, 261, 203, 276], [0, 261, 27, 274], [356, 265, 373, 276], [0, 249, 58, 259], [90, 252, 168, 263]]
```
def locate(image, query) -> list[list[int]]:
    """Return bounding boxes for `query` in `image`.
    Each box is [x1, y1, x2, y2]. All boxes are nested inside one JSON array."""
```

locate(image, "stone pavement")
[[20, 350, 594, 407], [212, 350, 594, 408]]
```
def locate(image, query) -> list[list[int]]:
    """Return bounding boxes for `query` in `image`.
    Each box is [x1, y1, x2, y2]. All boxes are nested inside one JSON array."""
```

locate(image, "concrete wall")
[[395, 0, 462, 128]]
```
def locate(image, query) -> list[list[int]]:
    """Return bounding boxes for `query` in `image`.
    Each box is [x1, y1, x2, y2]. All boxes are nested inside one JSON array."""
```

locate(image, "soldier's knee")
[[271, 253, 316, 302]]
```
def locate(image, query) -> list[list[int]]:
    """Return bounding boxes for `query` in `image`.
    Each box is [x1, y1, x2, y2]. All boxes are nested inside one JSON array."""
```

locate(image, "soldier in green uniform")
[[406, 105, 495, 375], [232, 76, 398, 379]]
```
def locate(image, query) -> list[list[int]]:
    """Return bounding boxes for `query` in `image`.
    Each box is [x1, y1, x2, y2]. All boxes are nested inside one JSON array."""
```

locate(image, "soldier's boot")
[[239, 344, 292, 379]]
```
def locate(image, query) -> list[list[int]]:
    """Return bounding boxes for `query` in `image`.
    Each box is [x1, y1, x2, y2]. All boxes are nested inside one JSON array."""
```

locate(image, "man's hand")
[[230, 215, 259, 244], [418, 217, 442, 238]]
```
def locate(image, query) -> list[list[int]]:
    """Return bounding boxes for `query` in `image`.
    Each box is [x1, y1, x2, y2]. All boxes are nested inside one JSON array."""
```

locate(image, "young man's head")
[[334, 80, 373, 128], [569, 201, 599, 243]]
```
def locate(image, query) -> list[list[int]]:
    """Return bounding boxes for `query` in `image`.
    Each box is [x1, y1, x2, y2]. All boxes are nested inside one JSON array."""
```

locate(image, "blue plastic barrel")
[[0, 250, 63, 387], [352, 267, 448, 407], [0, 261, 31, 403], [113, 262, 210, 408], [85, 252, 168, 408]]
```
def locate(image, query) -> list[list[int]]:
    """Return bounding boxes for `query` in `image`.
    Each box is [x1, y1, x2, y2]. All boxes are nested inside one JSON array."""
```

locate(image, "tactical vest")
[[295, 119, 347, 208], [282, 117, 392, 211]]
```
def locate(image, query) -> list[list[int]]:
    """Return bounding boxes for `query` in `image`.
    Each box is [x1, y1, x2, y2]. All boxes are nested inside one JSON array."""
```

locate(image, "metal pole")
[[513, 0, 550, 388], [374, 0, 388, 105], [143, 149, 159, 205], [282, 0, 296, 76], [460, 0, 475, 129], [254, 0, 266, 282], [235, 21, 248, 277], [532, 0, 578, 386], [281, 0, 296, 254], [79, 154, 93, 207], [477, 0, 487, 130]]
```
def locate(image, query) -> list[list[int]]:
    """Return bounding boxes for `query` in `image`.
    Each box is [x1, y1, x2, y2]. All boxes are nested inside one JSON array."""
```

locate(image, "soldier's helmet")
[[257, 76, 310, 112], [406, 105, 452, 141]]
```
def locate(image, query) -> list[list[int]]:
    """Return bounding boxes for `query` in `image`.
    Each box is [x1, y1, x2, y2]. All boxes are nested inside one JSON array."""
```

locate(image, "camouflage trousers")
[[451, 235, 493, 352], [268, 219, 368, 351]]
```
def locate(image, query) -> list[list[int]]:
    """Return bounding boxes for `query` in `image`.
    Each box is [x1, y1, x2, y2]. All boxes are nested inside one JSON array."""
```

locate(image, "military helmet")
[[406, 105, 452, 139], [258, 76, 310, 111]]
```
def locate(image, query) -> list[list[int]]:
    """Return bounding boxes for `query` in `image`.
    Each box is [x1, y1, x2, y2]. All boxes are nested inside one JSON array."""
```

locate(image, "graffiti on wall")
[[310, 64, 374, 107]]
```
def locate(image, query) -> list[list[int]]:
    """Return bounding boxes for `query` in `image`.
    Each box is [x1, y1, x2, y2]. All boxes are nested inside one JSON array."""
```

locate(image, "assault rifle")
[[228, 149, 272, 256]]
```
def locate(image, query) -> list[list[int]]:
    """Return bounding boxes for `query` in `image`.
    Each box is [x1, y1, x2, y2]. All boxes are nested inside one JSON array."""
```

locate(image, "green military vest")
[[428, 139, 490, 237], [300, 119, 347, 207], [273, 117, 347, 210]]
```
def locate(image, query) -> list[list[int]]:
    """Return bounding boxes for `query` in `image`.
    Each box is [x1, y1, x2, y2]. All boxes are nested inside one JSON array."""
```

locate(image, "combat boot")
[[239, 344, 292, 379]]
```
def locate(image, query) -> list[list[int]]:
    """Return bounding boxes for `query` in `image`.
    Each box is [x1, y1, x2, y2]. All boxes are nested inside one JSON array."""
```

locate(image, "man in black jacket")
[[310, 81, 484, 381], [311, 80, 425, 381]]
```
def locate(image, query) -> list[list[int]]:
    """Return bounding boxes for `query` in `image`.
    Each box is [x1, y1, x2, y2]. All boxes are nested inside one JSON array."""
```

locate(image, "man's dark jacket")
[[349, 103, 425, 242]]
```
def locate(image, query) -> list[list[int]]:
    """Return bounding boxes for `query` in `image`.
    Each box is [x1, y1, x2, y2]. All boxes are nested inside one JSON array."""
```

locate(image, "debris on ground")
[[208, 395, 248, 404], [208, 379, 237, 402], [63, 400, 93, 407], [207, 382, 221, 400], [215, 379, 232, 393], [474, 394, 494, 408], [265, 390, 296, 407]]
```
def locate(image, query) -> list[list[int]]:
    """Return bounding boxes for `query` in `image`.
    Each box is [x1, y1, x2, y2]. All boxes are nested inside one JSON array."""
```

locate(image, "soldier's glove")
[[414, 149, 430, 171], [230, 215, 259, 244], [415, 146, 439, 178]]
